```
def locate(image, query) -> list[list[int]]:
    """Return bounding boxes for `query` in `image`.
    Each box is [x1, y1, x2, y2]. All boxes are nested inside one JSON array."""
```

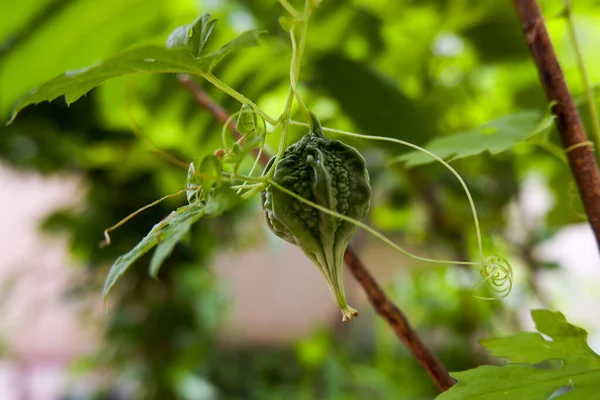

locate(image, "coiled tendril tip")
[[471, 255, 513, 300]]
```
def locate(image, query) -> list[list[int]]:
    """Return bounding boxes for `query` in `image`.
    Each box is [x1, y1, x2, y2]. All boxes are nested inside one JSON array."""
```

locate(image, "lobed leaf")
[[102, 185, 240, 300], [396, 111, 555, 167], [436, 309, 600, 400], [8, 22, 262, 124], [165, 13, 219, 57], [148, 206, 207, 279]]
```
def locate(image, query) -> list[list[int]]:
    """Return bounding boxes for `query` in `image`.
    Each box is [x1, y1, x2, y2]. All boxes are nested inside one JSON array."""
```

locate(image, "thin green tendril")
[[220, 110, 244, 151], [289, 28, 312, 126], [268, 178, 512, 299], [267, 0, 314, 175]]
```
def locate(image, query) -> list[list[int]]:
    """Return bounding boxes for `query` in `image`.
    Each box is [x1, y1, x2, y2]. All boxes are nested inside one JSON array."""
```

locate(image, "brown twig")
[[512, 0, 600, 250], [177, 75, 455, 392], [344, 247, 456, 391]]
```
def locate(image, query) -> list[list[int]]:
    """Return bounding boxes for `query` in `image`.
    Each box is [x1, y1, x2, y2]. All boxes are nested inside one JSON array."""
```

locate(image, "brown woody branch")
[[344, 247, 456, 391], [513, 0, 600, 250], [177, 74, 455, 392]]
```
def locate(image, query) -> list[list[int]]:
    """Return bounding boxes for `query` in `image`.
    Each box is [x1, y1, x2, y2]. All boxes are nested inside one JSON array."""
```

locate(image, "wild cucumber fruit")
[[261, 113, 371, 322]]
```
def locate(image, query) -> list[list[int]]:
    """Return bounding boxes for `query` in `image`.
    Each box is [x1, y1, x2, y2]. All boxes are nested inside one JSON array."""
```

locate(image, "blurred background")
[[2, 0, 600, 399]]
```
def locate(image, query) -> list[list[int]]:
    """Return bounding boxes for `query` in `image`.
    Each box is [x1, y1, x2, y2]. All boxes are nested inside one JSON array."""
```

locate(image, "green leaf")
[[165, 25, 193, 51], [189, 13, 218, 57], [148, 206, 206, 279], [186, 162, 202, 204], [102, 185, 240, 299], [199, 154, 222, 191], [235, 104, 266, 138], [396, 111, 555, 167], [0, 0, 166, 115], [203, 184, 242, 215], [102, 204, 204, 299], [437, 309, 600, 400], [102, 204, 205, 297], [166, 13, 220, 58], [8, 24, 262, 124], [278, 16, 295, 32]]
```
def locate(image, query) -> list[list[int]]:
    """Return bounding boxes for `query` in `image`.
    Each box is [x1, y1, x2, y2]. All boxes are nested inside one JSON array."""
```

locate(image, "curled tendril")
[[285, 121, 519, 301], [471, 255, 513, 300]]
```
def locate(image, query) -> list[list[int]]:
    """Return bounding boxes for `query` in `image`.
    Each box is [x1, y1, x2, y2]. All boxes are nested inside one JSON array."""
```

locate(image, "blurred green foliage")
[[2, 0, 600, 399]]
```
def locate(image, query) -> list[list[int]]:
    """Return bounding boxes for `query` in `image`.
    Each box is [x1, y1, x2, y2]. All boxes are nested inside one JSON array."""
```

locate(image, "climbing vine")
[[6, 0, 600, 398]]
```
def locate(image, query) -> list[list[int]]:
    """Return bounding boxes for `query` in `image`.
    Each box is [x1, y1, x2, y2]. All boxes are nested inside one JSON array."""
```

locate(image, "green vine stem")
[[201, 73, 278, 125], [278, 0, 300, 17], [239, 186, 263, 201], [528, 138, 568, 163], [230, 182, 264, 190], [265, 2, 315, 177], [287, 0, 314, 128], [289, 28, 312, 125], [563, 0, 600, 159]]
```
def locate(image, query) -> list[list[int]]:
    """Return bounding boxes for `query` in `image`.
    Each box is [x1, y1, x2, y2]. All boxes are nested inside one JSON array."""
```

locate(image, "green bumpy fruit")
[[261, 113, 371, 322]]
